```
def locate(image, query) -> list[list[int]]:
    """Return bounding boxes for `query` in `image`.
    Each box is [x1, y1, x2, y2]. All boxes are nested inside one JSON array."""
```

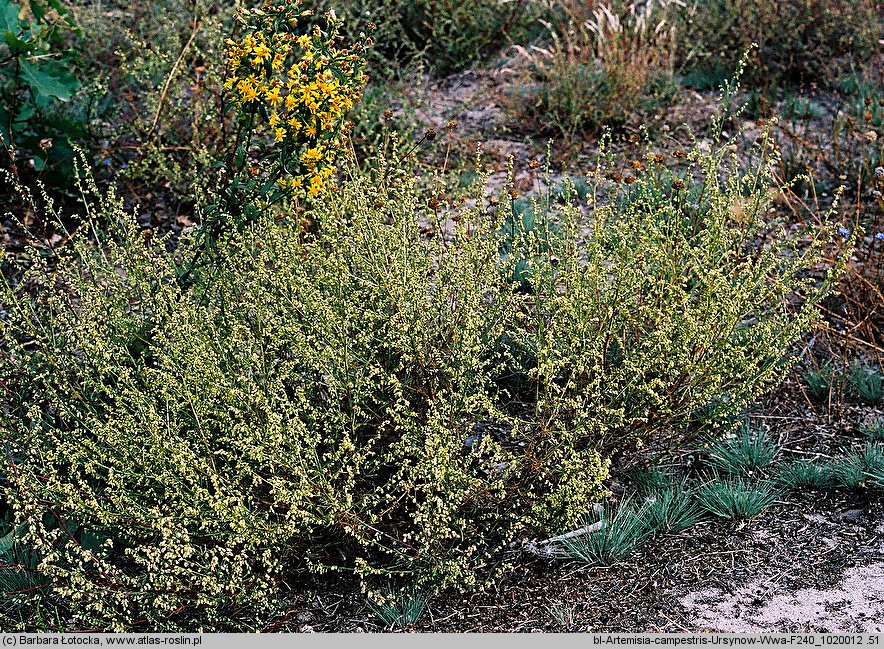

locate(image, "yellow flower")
[[297, 34, 311, 49], [251, 42, 271, 66], [268, 113, 280, 127], [237, 77, 259, 103], [308, 174, 324, 196], [265, 86, 282, 107], [274, 127, 287, 142], [302, 147, 322, 167]]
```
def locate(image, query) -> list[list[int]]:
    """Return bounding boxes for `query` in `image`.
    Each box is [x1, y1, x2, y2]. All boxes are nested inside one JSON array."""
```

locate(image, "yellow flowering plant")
[[224, 1, 366, 198], [182, 0, 367, 283]]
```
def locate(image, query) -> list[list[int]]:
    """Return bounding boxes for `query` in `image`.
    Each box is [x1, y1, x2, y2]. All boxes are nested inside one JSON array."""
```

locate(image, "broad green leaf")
[[15, 102, 34, 122], [3, 30, 31, 53], [0, 0, 20, 37], [0, 104, 10, 146], [79, 529, 104, 553], [19, 58, 80, 105], [30, 0, 45, 22], [0, 529, 14, 557]]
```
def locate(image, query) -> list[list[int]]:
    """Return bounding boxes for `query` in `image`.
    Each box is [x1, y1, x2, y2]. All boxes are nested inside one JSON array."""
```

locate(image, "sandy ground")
[[680, 518, 884, 633]]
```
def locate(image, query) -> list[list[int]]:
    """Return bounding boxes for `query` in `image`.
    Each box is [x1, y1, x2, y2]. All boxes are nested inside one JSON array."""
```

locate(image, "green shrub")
[[511, 0, 678, 137], [1, 121, 842, 626], [0, 163, 606, 628], [777, 446, 884, 491], [804, 364, 834, 402], [629, 465, 678, 494], [675, 0, 880, 87], [510, 132, 842, 448], [70, 0, 237, 199], [846, 362, 884, 405], [829, 72, 884, 187], [865, 443, 884, 489], [775, 459, 836, 490], [642, 486, 700, 533], [317, 0, 539, 77], [832, 451, 870, 488]]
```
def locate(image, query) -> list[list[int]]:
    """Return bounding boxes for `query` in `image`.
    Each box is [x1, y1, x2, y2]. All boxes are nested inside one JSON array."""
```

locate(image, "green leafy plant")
[[696, 476, 778, 519], [829, 71, 883, 186], [831, 452, 869, 488], [804, 364, 834, 402], [0, 523, 58, 631], [510, 128, 844, 452], [629, 465, 678, 494], [318, 0, 539, 77], [843, 442, 884, 490], [674, 0, 880, 87], [176, 0, 369, 282], [705, 423, 779, 475], [512, 0, 678, 137], [864, 443, 884, 489], [85, 0, 238, 200], [0, 158, 609, 628], [0, 97, 847, 628], [0, 0, 82, 183]]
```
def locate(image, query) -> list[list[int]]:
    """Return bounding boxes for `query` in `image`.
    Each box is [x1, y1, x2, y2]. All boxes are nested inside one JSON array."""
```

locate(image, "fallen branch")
[[524, 519, 605, 558]]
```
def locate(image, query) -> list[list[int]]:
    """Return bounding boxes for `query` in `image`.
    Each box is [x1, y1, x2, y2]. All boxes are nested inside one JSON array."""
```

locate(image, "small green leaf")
[[30, 0, 46, 22]]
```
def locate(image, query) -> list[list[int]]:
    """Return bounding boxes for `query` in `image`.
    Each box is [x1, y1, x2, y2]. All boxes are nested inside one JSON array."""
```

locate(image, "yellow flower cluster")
[[223, 0, 366, 199]]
